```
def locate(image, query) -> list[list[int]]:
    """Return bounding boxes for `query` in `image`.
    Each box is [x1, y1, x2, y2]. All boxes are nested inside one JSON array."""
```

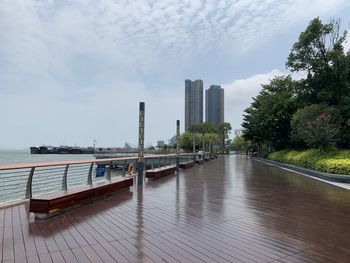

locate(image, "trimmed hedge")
[[268, 149, 350, 175]]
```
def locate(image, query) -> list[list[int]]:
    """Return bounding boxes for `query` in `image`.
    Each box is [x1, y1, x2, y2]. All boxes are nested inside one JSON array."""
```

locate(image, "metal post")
[[202, 136, 205, 154], [107, 161, 112, 180], [25, 167, 35, 199], [159, 156, 161, 168], [62, 164, 69, 191], [176, 120, 180, 171], [192, 133, 196, 162], [87, 162, 94, 185], [138, 102, 145, 186], [123, 160, 126, 177]]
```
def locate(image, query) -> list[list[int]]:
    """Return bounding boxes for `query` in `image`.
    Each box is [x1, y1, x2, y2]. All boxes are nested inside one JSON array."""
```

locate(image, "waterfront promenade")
[[1, 155, 350, 262]]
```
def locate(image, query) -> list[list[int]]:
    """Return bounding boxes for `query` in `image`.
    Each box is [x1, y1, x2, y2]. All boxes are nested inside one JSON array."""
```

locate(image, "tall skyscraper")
[[205, 85, 224, 128], [185, 79, 203, 130]]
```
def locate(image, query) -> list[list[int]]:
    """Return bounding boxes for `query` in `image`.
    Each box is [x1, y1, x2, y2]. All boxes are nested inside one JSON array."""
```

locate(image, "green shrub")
[[291, 104, 341, 150], [268, 149, 350, 175]]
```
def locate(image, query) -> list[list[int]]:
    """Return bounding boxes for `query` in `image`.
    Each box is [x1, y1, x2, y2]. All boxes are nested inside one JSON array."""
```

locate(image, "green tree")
[[286, 17, 350, 147], [242, 76, 298, 151], [241, 17, 350, 151], [160, 144, 171, 154], [180, 131, 202, 152], [188, 122, 216, 151], [291, 104, 341, 150], [188, 122, 216, 134], [204, 132, 220, 153], [287, 18, 347, 76], [218, 122, 232, 154], [231, 136, 249, 153]]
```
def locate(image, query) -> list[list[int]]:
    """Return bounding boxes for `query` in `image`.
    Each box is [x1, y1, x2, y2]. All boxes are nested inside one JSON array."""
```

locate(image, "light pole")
[[137, 102, 145, 186]]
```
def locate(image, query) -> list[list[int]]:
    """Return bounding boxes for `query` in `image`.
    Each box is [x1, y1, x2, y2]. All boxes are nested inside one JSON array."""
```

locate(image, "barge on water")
[[30, 146, 95, 154]]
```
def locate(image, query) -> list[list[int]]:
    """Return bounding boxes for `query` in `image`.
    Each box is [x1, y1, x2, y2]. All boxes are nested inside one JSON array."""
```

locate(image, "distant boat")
[[30, 147, 40, 154], [30, 146, 95, 154]]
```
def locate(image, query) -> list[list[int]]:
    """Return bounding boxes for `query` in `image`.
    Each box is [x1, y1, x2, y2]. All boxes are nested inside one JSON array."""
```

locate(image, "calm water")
[[0, 149, 94, 165]]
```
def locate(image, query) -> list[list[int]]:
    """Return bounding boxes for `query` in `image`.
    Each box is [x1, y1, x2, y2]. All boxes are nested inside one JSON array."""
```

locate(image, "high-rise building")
[[157, 141, 165, 148], [185, 79, 203, 130], [205, 85, 224, 128]]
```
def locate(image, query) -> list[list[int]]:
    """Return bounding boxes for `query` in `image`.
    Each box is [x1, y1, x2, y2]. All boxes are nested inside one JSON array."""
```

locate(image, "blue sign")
[[96, 164, 106, 178]]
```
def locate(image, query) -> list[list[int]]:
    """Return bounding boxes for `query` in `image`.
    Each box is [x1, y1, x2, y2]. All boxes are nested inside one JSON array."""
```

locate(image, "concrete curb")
[[253, 157, 350, 183]]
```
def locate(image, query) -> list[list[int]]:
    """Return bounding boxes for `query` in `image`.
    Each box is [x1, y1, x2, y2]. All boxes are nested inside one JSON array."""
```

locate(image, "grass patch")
[[267, 149, 350, 175]]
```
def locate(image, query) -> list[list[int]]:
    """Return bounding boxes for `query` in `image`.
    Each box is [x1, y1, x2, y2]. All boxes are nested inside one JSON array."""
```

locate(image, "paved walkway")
[[1, 155, 350, 262]]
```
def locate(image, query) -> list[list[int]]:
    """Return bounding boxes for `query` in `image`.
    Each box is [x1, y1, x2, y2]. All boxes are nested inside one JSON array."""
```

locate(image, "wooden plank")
[[27, 255, 40, 263], [2, 208, 14, 261], [0, 226, 3, 262], [46, 220, 70, 251], [30, 223, 50, 256], [91, 243, 116, 263], [67, 216, 99, 247], [60, 249, 79, 263], [50, 251, 65, 263], [99, 241, 130, 263], [81, 245, 103, 263], [71, 247, 92, 263], [125, 236, 180, 263], [38, 253, 52, 263], [60, 216, 89, 248], [51, 216, 79, 249], [12, 206, 26, 263], [39, 222, 60, 253], [18, 205, 40, 261], [0, 208, 4, 227], [123, 238, 161, 263]]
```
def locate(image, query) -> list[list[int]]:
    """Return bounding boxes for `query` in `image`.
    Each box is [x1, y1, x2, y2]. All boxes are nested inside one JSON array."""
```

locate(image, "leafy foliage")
[[242, 17, 350, 151], [291, 104, 341, 150], [231, 135, 247, 152], [180, 132, 202, 152], [242, 76, 297, 150], [180, 122, 228, 153], [204, 132, 220, 153], [268, 149, 350, 175], [188, 122, 216, 134], [217, 122, 232, 154]]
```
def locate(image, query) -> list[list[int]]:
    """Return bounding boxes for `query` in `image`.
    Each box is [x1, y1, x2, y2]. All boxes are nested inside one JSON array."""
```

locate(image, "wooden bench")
[[179, 161, 196, 169], [146, 166, 177, 179], [30, 177, 133, 218], [195, 159, 205, 165]]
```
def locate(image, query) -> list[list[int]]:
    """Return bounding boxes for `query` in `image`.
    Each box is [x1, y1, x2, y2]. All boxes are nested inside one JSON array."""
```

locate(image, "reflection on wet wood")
[[1, 155, 350, 262]]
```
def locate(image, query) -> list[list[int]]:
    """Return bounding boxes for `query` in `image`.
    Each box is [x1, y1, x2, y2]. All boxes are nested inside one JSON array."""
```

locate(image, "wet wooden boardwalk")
[[1, 155, 350, 262]]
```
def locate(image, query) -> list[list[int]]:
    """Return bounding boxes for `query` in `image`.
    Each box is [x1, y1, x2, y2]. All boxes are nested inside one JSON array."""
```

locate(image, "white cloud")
[[0, 0, 349, 148], [223, 69, 285, 131], [1, 0, 349, 74]]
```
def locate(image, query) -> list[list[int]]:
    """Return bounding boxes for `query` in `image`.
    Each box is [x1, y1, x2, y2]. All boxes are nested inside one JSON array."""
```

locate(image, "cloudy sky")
[[1, 0, 350, 149]]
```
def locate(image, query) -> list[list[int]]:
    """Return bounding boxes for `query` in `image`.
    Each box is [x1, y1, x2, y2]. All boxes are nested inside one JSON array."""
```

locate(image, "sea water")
[[0, 149, 94, 165]]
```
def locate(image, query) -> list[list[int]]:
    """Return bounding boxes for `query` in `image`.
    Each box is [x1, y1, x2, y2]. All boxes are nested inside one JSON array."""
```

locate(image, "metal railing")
[[0, 154, 195, 205]]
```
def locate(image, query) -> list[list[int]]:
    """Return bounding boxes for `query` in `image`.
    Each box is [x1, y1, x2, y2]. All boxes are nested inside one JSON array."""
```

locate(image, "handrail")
[[0, 153, 196, 204], [0, 153, 193, 171]]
